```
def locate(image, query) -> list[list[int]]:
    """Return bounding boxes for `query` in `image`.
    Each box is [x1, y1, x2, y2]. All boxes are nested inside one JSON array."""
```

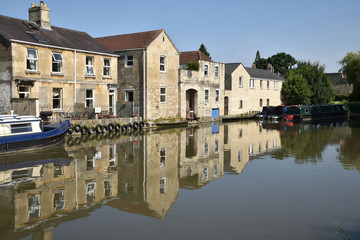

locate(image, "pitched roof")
[[0, 15, 114, 55], [95, 29, 164, 51], [225, 63, 241, 79], [180, 51, 212, 64], [244, 67, 285, 81]]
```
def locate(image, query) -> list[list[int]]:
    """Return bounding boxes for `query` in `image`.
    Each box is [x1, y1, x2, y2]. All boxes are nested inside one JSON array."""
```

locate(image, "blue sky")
[[2, 0, 359, 72]]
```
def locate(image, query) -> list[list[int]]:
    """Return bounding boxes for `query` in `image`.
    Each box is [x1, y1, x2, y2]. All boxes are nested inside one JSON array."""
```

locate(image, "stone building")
[[0, 2, 118, 116], [96, 30, 180, 120], [325, 72, 352, 95], [224, 63, 285, 118], [179, 51, 225, 120]]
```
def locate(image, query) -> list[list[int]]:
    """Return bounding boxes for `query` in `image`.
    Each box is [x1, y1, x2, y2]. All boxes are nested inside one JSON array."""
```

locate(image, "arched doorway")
[[186, 89, 198, 119]]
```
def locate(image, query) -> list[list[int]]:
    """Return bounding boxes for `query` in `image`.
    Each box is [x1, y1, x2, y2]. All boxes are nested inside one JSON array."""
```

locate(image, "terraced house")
[[0, 2, 118, 116], [224, 63, 285, 118], [96, 29, 180, 120]]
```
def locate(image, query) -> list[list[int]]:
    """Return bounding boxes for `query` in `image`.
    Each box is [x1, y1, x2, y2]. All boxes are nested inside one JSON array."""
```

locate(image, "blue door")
[[212, 108, 219, 118]]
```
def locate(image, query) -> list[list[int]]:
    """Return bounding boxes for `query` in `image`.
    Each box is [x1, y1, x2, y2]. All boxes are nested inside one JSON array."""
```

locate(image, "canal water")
[[0, 120, 359, 240]]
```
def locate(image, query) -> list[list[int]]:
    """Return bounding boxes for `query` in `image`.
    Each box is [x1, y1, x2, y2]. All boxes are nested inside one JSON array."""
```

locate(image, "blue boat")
[[0, 114, 70, 152]]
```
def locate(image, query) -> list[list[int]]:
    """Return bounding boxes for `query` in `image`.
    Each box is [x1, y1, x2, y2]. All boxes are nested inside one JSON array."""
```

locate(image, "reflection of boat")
[[257, 106, 284, 120], [282, 104, 349, 122], [0, 115, 70, 152]]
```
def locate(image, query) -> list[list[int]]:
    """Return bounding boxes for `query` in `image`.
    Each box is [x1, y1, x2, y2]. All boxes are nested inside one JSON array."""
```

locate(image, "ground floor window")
[[239, 100, 243, 109], [53, 88, 62, 110], [86, 89, 94, 107], [160, 87, 166, 103], [260, 99, 263, 107], [267, 99, 270, 106], [19, 86, 30, 98]]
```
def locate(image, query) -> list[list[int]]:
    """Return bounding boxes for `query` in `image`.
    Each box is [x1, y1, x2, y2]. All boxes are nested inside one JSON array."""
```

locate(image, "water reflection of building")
[[179, 124, 224, 189], [108, 131, 180, 220], [223, 121, 282, 174]]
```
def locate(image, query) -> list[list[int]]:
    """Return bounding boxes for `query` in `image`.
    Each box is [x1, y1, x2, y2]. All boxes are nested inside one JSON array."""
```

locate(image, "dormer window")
[[27, 48, 38, 71]]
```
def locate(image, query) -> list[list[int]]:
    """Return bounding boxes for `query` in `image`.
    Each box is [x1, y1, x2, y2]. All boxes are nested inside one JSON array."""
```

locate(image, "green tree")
[[267, 52, 296, 76], [186, 61, 200, 71], [339, 51, 360, 100], [199, 43, 211, 59], [253, 50, 268, 69], [281, 71, 312, 105]]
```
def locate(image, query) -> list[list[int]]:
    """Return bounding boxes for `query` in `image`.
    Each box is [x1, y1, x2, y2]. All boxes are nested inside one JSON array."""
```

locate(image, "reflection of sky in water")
[[0, 121, 360, 240]]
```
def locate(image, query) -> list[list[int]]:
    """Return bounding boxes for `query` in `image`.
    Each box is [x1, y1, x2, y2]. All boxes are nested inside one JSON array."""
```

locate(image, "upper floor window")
[[126, 55, 133, 67], [86, 89, 94, 107], [215, 89, 220, 102], [215, 66, 219, 78], [160, 148, 166, 166], [274, 81, 278, 90], [19, 86, 30, 98], [260, 80, 263, 89], [160, 87, 166, 103], [53, 88, 62, 110], [205, 89, 209, 102], [267, 80, 270, 89], [239, 76, 243, 88], [52, 52, 63, 73], [250, 79, 255, 88], [160, 56, 166, 72], [239, 100, 243, 109], [103, 58, 111, 77], [86, 56, 94, 75], [204, 64, 209, 76], [27, 49, 38, 71]]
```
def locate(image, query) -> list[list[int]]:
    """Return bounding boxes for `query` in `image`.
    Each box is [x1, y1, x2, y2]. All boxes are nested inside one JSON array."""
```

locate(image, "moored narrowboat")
[[0, 114, 70, 153], [282, 104, 349, 122]]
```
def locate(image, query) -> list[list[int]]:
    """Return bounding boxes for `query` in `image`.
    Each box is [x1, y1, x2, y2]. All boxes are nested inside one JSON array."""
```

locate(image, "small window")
[[204, 141, 209, 156], [86, 89, 94, 107], [103, 58, 111, 76], [260, 99, 263, 107], [205, 89, 209, 102], [86, 182, 96, 203], [104, 179, 111, 197], [160, 87, 166, 103], [238, 150, 242, 162], [215, 89, 220, 102], [53, 88, 62, 110], [213, 164, 219, 177], [126, 55, 133, 67], [52, 52, 63, 73], [203, 168, 208, 180], [160, 177, 166, 194], [86, 56, 94, 75], [260, 80, 263, 89], [239, 76, 243, 88], [249, 144, 254, 156], [27, 48, 38, 71], [19, 86, 30, 98], [239, 100, 243, 109], [160, 56, 166, 72], [204, 64, 209, 76], [54, 190, 65, 211], [267, 80, 270, 89], [160, 148, 166, 166], [250, 79, 255, 88], [215, 139, 219, 154], [28, 195, 41, 220], [215, 66, 219, 78], [267, 99, 270, 106], [11, 123, 32, 134], [274, 81, 278, 90]]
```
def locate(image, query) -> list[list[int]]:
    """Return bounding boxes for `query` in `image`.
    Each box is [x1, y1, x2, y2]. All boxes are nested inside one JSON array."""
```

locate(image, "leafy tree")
[[253, 50, 268, 69], [254, 50, 261, 63], [281, 71, 312, 105], [339, 51, 360, 100], [199, 43, 211, 59], [186, 61, 200, 71], [267, 52, 296, 76]]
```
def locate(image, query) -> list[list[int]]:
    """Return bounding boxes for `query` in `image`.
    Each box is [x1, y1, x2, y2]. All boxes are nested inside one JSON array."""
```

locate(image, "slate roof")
[[245, 67, 285, 81], [325, 73, 352, 95], [225, 63, 241, 79], [180, 51, 212, 64], [95, 29, 164, 51], [0, 15, 114, 55]]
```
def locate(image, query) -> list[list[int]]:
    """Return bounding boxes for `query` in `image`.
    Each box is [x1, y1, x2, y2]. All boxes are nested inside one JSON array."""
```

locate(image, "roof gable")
[[244, 67, 285, 81], [180, 51, 212, 64], [95, 29, 164, 51], [0, 15, 114, 55], [225, 63, 241, 78]]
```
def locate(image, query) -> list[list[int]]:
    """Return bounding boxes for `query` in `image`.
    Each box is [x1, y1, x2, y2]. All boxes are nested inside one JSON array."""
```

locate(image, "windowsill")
[[52, 109, 63, 112], [103, 76, 112, 79], [25, 70, 40, 74], [125, 65, 134, 68], [250, 87, 255, 89], [160, 71, 167, 74], [239, 86, 243, 88], [85, 75, 96, 78], [51, 72, 64, 76]]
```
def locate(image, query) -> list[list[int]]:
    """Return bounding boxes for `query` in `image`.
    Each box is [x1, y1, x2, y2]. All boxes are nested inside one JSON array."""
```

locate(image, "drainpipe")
[[143, 49, 146, 119], [74, 50, 77, 104]]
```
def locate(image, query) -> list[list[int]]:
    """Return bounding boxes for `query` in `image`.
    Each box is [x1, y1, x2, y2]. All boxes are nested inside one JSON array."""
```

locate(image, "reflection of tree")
[[338, 128, 360, 172], [279, 124, 334, 164]]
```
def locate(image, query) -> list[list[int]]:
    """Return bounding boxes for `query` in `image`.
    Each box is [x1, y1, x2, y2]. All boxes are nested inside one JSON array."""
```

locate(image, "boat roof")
[[0, 115, 41, 123]]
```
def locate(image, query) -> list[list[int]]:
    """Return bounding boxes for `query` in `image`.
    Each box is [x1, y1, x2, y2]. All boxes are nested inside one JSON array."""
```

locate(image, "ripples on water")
[[0, 120, 359, 240]]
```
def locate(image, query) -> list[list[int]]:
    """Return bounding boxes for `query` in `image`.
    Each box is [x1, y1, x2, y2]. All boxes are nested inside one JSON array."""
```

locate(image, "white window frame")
[[52, 52, 63, 73], [214, 139, 219, 154], [52, 88, 62, 110], [239, 76, 243, 88], [204, 64, 209, 76], [274, 81, 279, 90], [203, 168, 208, 180], [125, 55, 133, 67], [204, 141, 209, 156], [267, 80, 270, 89], [160, 56, 166, 72], [250, 79, 255, 88], [86, 56, 95, 76], [27, 48, 38, 71], [215, 89, 220, 102], [160, 177, 166, 194], [205, 89, 209, 102], [160, 87, 167, 103], [260, 80, 263, 89], [103, 58, 111, 77], [86, 89, 94, 108], [215, 65, 219, 78], [28, 194, 41, 219], [19, 86, 30, 98]]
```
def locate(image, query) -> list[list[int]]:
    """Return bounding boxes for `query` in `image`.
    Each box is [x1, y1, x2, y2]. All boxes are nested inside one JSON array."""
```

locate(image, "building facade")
[[224, 63, 285, 117], [0, 3, 118, 117]]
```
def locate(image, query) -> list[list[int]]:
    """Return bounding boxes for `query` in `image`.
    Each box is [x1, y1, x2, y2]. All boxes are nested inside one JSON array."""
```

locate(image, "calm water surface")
[[0, 120, 360, 240]]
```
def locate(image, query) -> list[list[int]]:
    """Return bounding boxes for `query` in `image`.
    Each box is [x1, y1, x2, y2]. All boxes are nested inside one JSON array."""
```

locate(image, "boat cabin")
[[0, 115, 42, 137]]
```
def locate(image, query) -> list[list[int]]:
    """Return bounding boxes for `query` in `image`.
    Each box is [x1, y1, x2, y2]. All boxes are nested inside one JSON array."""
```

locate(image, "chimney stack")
[[29, 1, 51, 29], [267, 63, 274, 72]]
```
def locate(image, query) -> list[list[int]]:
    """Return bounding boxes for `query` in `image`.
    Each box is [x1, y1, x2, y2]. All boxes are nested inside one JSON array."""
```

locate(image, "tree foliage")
[[339, 51, 360, 100], [253, 51, 296, 76], [186, 61, 200, 71], [199, 43, 211, 59], [281, 61, 334, 105]]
